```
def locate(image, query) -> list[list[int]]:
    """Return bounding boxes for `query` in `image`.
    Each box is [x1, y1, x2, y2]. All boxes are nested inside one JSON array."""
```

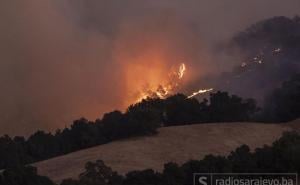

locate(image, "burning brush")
[[135, 63, 213, 102]]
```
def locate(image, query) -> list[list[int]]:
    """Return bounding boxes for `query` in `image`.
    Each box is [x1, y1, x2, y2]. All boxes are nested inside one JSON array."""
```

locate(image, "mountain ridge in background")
[[193, 16, 300, 104]]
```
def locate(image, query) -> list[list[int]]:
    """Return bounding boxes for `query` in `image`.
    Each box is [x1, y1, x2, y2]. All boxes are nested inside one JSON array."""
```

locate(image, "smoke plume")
[[0, 0, 299, 135]]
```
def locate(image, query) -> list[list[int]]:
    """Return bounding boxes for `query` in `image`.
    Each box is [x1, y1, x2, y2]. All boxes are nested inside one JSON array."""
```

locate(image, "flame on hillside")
[[187, 88, 214, 99], [178, 63, 186, 79], [135, 63, 186, 102], [135, 63, 213, 103]]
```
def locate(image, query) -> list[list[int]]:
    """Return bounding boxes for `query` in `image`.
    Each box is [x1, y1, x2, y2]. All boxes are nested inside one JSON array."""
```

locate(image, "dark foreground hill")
[[33, 120, 300, 183]]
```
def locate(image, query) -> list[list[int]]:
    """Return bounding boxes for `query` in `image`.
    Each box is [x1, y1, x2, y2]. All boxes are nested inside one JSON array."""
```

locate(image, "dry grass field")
[[34, 121, 299, 183]]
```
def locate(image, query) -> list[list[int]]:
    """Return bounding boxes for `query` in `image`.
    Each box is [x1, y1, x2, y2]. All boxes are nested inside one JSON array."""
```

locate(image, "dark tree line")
[[2, 131, 300, 185], [261, 73, 300, 122], [130, 91, 259, 126], [0, 91, 259, 170], [0, 108, 160, 169], [1, 73, 300, 171], [0, 166, 54, 185]]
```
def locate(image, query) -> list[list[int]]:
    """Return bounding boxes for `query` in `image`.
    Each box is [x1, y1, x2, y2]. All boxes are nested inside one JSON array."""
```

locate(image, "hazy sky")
[[0, 0, 299, 136]]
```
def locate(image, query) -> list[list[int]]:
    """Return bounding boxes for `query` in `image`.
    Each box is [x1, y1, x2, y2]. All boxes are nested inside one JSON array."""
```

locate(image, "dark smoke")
[[0, 0, 299, 136]]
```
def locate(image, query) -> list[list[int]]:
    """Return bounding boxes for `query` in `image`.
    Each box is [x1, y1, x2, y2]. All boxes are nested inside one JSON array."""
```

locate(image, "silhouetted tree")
[[208, 91, 258, 122], [27, 131, 59, 160], [263, 74, 300, 122], [61, 179, 82, 185], [0, 166, 54, 185], [0, 135, 32, 168], [102, 111, 125, 141], [123, 169, 162, 185], [164, 94, 204, 126], [69, 118, 100, 149], [228, 145, 257, 172], [162, 162, 185, 185], [79, 160, 123, 185], [124, 107, 161, 136]]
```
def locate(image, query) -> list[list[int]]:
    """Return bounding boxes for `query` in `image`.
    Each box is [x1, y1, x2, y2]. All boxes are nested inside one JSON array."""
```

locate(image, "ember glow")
[[187, 88, 214, 99], [178, 63, 186, 79], [134, 63, 213, 103], [0, 0, 298, 136], [135, 63, 186, 102]]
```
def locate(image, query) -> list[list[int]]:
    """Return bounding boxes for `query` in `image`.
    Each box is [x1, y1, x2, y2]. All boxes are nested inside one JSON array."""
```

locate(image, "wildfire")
[[134, 63, 213, 103], [187, 88, 214, 99], [135, 63, 186, 102], [178, 63, 186, 79]]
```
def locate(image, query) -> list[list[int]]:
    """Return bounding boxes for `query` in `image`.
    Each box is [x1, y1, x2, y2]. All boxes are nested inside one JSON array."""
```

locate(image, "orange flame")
[[134, 63, 214, 103], [135, 63, 186, 102]]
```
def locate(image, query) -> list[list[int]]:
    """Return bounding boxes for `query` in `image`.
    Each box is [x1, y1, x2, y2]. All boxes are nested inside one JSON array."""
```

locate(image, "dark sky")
[[0, 0, 299, 136]]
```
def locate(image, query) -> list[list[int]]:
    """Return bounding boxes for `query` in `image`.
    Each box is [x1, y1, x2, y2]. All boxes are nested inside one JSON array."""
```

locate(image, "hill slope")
[[34, 122, 296, 183]]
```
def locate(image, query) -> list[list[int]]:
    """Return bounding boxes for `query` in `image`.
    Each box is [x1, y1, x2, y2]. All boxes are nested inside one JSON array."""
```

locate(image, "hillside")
[[210, 16, 300, 103], [34, 121, 297, 183]]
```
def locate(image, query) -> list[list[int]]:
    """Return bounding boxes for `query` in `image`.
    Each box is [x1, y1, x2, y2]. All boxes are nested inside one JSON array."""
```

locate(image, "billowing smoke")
[[0, 0, 299, 136]]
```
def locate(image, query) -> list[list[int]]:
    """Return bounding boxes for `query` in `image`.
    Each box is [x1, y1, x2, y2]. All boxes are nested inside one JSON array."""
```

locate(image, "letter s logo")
[[199, 176, 208, 185]]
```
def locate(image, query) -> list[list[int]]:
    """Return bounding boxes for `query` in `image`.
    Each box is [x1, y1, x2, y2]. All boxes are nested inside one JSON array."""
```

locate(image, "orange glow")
[[133, 63, 186, 102], [112, 20, 209, 107], [178, 63, 186, 79], [117, 50, 175, 106], [187, 88, 213, 98], [133, 62, 186, 102], [113, 26, 192, 107]]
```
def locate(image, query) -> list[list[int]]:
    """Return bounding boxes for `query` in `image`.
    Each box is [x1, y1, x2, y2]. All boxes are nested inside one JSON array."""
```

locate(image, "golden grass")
[[34, 121, 298, 183]]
